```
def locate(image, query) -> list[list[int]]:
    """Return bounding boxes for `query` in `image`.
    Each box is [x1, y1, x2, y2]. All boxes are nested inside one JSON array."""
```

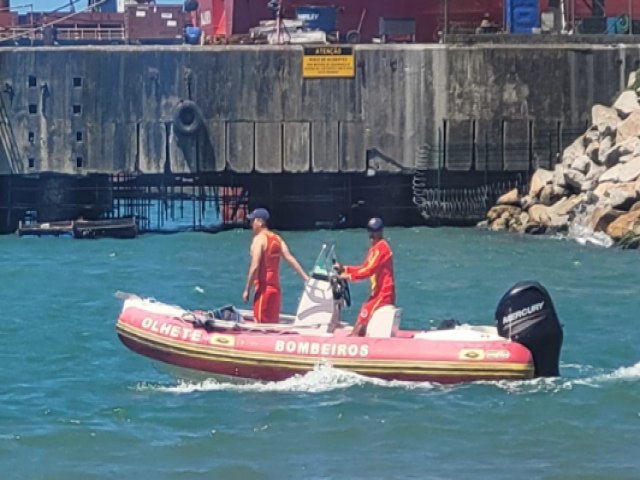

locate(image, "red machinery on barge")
[[1, 0, 639, 45]]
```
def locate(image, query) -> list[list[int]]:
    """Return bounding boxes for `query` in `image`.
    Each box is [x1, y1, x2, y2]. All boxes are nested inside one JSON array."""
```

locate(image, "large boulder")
[[490, 217, 508, 231], [548, 194, 585, 217], [520, 194, 536, 210], [553, 163, 567, 187], [606, 210, 640, 239], [529, 168, 553, 198], [593, 181, 616, 200], [597, 136, 614, 165], [592, 105, 619, 137], [527, 204, 568, 230], [584, 128, 600, 146], [589, 206, 625, 232], [599, 157, 640, 184], [599, 164, 622, 183], [585, 163, 606, 181], [613, 90, 640, 119], [487, 205, 521, 222], [539, 184, 563, 206], [615, 110, 640, 144], [601, 137, 640, 167], [584, 142, 599, 162], [561, 136, 585, 168], [605, 183, 639, 210], [584, 142, 609, 162], [564, 169, 588, 191], [571, 154, 592, 174], [496, 188, 519, 206], [528, 204, 552, 226]]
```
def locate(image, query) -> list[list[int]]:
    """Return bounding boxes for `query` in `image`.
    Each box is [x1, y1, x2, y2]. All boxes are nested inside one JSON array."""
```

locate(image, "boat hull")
[[116, 301, 535, 384]]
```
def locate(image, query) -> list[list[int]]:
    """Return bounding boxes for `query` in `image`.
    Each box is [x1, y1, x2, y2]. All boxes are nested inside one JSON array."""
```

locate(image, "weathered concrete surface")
[[0, 43, 639, 175]]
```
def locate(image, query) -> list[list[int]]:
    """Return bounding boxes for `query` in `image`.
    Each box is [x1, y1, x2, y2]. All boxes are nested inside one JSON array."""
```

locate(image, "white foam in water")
[[594, 361, 640, 382], [134, 361, 640, 395], [560, 204, 614, 248], [567, 223, 614, 248], [136, 363, 437, 394], [484, 361, 640, 394]]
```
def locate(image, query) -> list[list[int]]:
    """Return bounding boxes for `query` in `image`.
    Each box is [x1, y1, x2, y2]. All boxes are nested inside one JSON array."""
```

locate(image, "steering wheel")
[[342, 278, 351, 307], [331, 276, 351, 308]]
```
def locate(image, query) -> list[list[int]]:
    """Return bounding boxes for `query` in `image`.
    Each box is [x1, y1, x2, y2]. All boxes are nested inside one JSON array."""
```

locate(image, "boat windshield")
[[310, 242, 337, 279]]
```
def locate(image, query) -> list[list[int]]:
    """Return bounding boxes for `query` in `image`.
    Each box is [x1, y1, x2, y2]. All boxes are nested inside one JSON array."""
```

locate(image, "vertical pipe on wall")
[[443, 0, 448, 35]]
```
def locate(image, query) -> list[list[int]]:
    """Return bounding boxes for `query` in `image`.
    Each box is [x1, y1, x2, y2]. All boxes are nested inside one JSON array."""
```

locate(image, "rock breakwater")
[[482, 71, 640, 248]]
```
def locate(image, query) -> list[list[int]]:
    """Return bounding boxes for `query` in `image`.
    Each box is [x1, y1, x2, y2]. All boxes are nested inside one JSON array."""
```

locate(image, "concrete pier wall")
[[0, 43, 639, 176]]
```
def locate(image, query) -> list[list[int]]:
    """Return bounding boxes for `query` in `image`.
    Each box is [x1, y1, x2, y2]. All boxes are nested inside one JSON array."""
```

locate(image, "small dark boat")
[[18, 217, 137, 239], [17, 220, 74, 237], [73, 217, 137, 239]]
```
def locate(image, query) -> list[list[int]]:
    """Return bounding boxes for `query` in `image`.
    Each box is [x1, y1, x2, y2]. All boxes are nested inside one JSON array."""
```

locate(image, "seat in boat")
[[366, 305, 401, 338]]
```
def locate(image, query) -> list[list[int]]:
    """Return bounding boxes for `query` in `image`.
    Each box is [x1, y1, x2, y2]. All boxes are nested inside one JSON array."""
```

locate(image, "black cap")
[[366, 217, 384, 232]]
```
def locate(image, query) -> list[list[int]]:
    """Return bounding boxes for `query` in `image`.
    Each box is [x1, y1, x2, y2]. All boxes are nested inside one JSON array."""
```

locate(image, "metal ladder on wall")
[[0, 91, 23, 174]]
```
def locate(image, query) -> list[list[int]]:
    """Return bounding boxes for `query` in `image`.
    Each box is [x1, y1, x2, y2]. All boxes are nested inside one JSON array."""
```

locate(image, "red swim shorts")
[[253, 286, 281, 323]]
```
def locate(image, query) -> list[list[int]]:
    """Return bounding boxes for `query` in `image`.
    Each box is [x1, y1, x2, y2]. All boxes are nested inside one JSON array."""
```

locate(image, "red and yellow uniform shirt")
[[345, 239, 396, 305]]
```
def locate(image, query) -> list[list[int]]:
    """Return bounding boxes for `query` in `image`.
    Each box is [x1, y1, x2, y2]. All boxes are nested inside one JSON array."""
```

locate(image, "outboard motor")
[[495, 281, 563, 377]]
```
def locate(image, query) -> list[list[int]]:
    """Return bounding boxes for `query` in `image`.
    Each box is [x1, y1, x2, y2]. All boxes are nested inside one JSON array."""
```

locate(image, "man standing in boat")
[[242, 208, 309, 323], [335, 217, 396, 337]]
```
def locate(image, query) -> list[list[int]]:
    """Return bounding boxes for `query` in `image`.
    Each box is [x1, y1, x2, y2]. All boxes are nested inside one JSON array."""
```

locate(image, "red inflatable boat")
[[116, 243, 563, 384]]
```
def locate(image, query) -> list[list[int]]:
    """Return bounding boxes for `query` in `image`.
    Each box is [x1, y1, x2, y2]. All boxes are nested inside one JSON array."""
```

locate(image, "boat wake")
[[134, 361, 640, 395], [136, 363, 390, 394], [487, 361, 640, 394]]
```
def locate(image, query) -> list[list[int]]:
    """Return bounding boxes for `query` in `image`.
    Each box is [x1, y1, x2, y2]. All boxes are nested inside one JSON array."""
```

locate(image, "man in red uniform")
[[337, 217, 396, 337], [242, 208, 309, 323]]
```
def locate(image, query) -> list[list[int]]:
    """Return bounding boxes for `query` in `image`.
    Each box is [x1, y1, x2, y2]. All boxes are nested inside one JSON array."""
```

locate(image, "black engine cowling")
[[495, 281, 563, 377]]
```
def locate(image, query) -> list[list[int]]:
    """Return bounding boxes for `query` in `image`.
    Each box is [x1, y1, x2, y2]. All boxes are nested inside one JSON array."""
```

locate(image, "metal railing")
[[0, 26, 125, 41], [56, 27, 125, 41]]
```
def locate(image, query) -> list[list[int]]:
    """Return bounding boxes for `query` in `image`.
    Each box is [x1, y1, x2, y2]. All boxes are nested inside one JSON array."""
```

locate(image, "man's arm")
[[243, 235, 265, 302], [342, 248, 382, 281], [281, 241, 309, 282]]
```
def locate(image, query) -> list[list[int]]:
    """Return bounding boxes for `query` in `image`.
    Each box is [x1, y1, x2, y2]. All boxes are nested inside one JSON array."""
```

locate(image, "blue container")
[[96, 0, 117, 13], [607, 17, 618, 34], [295, 5, 337, 33], [506, 0, 540, 34], [184, 26, 202, 45]]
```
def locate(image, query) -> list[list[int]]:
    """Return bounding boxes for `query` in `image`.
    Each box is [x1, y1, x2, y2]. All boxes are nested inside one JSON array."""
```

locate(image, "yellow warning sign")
[[303, 47, 355, 79]]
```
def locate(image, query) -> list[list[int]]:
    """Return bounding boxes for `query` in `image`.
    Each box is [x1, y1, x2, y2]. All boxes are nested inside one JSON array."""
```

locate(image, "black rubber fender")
[[345, 30, 360, 44], [173, 100, 203, 135]]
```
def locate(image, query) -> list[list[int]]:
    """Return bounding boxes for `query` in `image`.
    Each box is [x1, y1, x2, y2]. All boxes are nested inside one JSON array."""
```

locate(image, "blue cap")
[[367, 217, 384, 232], [247, 208, 270, 221]]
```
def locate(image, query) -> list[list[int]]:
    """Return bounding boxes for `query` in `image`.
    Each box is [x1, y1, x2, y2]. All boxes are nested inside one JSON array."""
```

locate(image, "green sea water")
[[0, 227, 638, 479]]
